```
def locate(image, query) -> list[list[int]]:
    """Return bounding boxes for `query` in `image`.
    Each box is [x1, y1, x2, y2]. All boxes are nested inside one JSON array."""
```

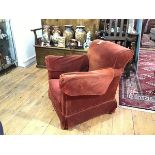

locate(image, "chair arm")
[[114, 68, 124, 77], [45, 54, 89, 79], [59, 68, 114, 96]]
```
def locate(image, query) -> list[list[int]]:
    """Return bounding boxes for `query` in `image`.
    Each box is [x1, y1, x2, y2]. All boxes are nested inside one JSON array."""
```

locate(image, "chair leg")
[[63, 126, 68, 130], [108, 108, 116, 114], [60, 119, 68, 130]]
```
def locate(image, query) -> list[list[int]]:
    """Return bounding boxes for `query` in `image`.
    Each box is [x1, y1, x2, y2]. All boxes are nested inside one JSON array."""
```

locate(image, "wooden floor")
[[0, 64, 155, 135]]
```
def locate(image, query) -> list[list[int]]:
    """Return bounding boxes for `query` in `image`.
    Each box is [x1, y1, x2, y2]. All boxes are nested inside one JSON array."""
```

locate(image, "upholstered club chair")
[[45, 39, 133, 129]]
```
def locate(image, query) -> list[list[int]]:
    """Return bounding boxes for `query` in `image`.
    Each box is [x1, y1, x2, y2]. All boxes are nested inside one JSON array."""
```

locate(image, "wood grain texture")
[[34, 46, 87, 68], [0, 64, 155, 135]]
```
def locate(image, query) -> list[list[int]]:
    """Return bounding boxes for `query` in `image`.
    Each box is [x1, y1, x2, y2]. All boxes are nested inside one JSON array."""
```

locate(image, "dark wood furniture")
[[98, 19, 138, 47], [98, 19, 138, 78], [32, 19, 101, 68], [32, 19, 138, 74], [124, 32, 138, 77], [126, 31, 138, 58], [31, 28, 43, 45], [98, 19, 129, 45], [35, 45, 87, 68], [144, 19, 155, 34]]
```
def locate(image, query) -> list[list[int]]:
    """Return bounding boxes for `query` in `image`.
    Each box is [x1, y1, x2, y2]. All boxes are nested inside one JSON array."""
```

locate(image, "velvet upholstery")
[[45, 40, 133, 129], [45, 55, 89, 79], [59, 68, 114, 96]]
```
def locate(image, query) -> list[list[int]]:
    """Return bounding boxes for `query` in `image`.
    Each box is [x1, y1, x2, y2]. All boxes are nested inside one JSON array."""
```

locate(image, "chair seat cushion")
[[49, 79, 61, 103]]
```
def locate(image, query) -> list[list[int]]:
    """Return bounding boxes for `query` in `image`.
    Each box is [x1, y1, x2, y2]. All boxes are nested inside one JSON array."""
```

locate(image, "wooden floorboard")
[[0, 64, 155, 135]]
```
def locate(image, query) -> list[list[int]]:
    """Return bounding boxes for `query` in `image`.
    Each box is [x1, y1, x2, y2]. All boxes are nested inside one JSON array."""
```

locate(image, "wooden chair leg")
[[61, 119, 68, 130], [109, 108, 116, 114]]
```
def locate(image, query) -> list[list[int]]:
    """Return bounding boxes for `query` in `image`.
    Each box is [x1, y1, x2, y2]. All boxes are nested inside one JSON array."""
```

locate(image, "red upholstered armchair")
[[45, 39, 133, 129]]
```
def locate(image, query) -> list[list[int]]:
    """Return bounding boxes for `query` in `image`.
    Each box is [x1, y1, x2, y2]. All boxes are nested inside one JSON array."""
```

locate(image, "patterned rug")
[[141, 34, 155, 48], [119, 49, 155, 111]]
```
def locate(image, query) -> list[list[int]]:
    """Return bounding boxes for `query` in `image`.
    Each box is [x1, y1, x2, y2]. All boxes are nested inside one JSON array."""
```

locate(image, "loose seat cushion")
[[59, 68, 114, 96]]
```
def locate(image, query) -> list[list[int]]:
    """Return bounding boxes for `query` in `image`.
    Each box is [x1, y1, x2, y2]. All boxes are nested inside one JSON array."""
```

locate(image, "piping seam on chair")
[[65, 99, 116, 118]]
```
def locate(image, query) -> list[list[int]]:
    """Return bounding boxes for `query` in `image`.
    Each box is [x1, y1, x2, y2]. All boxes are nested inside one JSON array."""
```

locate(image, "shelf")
[[34, 45, 87, 68], [34, 45, 87, 52]]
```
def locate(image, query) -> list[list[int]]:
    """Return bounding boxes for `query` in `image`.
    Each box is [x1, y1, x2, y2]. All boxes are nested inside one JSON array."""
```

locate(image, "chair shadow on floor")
[[49, 111, 114, 134], [0, 121, 4, 135]]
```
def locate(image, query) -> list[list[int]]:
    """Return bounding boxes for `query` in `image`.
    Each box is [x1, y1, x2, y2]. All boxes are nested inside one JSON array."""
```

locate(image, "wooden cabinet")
[[35, 45, 87, 68], [32, 19, 99, 68]]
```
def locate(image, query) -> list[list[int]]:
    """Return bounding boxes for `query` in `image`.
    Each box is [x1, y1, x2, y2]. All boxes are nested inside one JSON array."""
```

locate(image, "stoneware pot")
[[75, 26, 86, 48], [84, 31, 93, 49], [42, 25, 50, 44], [63, 25, 74, 47], [57, 36, 65, 48], [69, 39, 78, 49], [52, 26, 61, 46]]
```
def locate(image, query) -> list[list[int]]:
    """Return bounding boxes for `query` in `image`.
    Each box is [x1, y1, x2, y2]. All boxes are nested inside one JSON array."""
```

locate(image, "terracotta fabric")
[[88, 39, 133, 70], [50, 77, 120, 117], [45, 39, 133, 129], [45, 55, 89, 79], [59, 68, 114, 96], [49, 79, 61, 103]]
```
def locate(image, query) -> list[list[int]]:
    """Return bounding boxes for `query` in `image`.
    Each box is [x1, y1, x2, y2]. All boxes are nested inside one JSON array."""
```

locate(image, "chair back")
[[87, 39, 133, 71]]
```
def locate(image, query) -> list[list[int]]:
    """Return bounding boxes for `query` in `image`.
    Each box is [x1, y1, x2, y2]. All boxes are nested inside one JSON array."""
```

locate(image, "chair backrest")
[[87, 39, 133, 71], [102, 19, 129, 41]]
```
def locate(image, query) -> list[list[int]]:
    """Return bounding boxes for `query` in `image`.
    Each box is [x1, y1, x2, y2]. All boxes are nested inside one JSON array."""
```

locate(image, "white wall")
[[10, 19, 42, 67]]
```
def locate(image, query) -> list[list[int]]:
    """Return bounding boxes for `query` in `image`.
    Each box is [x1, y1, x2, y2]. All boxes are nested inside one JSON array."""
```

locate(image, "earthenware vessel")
[[69, 39, 78, 49], [75, 26, 86, 48], [63, 25, 74, 47], [84, 31, 93, 49], [57, 36, 66, 48], [52, 26, 61, 46], [42, 25, 50, 45]]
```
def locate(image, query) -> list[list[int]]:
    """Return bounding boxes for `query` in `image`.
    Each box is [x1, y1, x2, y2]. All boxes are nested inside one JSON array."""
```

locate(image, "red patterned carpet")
[[119, 49, 155, 111], [141, 34, 155, 48]]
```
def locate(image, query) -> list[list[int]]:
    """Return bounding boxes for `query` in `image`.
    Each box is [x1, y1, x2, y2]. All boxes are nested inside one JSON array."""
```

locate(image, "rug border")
[[119, 49, 155, 111], [119, 105, 155, 113]]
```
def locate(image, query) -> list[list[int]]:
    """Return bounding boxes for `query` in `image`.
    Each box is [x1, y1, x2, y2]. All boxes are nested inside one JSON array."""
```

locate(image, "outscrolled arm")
[[59, 68, 115, 96], [45, 54, 89, 79]]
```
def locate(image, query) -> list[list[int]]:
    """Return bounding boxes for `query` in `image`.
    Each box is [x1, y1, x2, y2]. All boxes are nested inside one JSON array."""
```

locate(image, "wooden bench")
[[98, 19, 138, 78]]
